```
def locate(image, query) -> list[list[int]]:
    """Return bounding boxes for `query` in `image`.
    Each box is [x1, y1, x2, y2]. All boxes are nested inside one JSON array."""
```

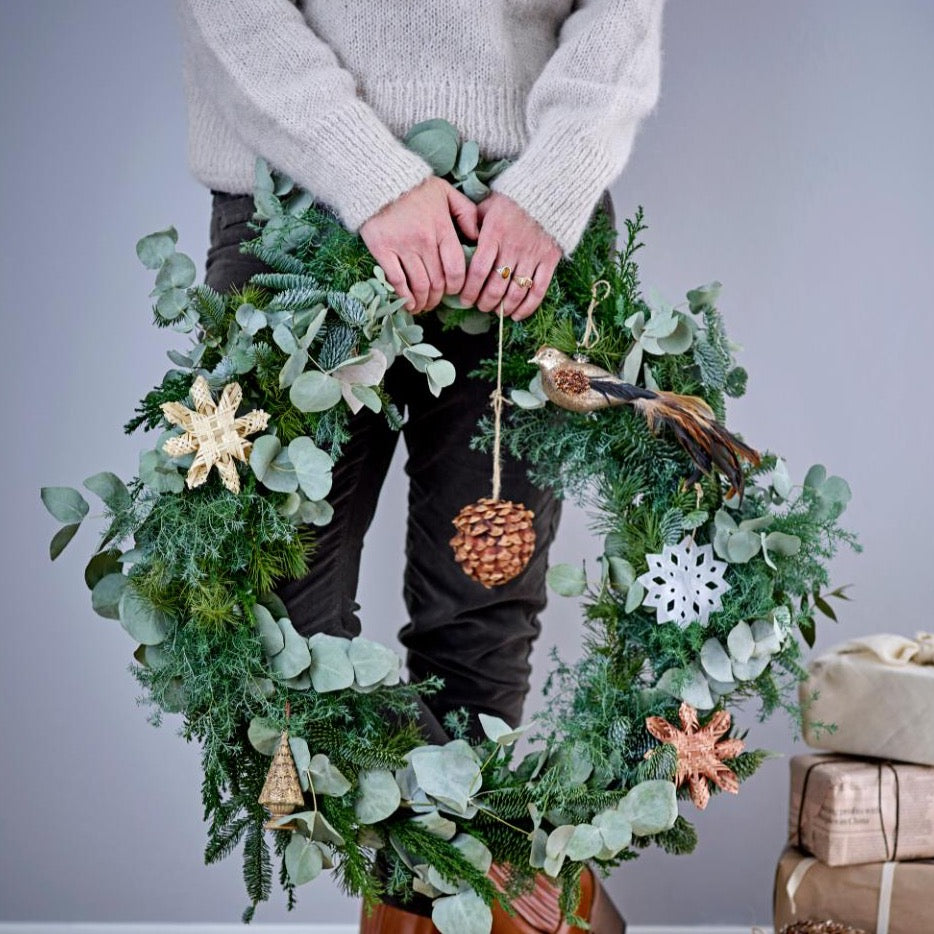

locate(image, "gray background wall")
[[2, 1, 932, 927]]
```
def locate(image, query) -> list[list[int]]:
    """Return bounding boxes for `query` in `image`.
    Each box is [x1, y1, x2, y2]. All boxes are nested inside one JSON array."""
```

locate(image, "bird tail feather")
[[590, 380, 760, 499]]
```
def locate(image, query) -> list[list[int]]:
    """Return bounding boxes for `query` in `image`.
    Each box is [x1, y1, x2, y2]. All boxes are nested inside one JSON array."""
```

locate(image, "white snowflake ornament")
[[637, 536, 730, 628]]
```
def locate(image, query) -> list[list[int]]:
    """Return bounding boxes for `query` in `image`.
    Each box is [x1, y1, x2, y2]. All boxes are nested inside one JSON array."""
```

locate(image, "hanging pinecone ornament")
[[258, 712, 305, 830], [450, 305, 536, 588], [451, 497, 536, 588]]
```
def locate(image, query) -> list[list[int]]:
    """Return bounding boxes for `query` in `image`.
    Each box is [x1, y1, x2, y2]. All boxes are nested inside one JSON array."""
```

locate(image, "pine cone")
[[450, 497, 536, 588]]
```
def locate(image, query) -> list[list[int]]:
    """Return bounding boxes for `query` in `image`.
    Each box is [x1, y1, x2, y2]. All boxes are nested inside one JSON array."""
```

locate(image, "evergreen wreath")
[[41, 119, 858, 932]]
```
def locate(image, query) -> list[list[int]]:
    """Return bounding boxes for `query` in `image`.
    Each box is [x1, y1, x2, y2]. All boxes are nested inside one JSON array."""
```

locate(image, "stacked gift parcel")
[[773, 633, 934, 934]]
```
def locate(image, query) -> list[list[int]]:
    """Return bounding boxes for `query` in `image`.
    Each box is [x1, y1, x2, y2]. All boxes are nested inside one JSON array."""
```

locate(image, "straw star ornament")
[[645, 702, 745, 809], [160, 376, 269, 494]]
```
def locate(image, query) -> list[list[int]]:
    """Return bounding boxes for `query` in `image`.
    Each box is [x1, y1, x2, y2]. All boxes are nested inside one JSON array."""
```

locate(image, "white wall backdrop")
[[2, 1, 932, 927]]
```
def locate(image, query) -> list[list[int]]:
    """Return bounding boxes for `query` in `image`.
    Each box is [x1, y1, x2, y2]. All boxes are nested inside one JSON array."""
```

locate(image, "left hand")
[[458, 192, 562, 322]]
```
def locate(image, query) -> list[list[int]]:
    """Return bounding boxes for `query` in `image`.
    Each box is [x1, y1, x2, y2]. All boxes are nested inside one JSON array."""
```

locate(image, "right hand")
[[359, 176, 479, 314]]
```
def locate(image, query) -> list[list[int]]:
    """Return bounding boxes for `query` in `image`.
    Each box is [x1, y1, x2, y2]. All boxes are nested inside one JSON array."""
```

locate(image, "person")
[[176, 1, 664, 930]]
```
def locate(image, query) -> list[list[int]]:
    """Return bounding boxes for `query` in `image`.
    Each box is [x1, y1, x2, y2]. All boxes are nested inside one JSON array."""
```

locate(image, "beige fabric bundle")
[[800, 633, 934, 766], [774, 846, 934, 934], [789, 754, 934, 866]]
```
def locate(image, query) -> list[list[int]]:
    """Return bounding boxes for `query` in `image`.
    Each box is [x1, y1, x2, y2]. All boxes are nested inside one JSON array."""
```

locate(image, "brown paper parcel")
[[800, 633, 934, 766], [774, 846, 934, 934], [789, 754, 934, 866]]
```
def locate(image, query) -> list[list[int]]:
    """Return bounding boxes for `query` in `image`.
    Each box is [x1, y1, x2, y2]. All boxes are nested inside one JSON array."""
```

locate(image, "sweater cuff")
[[291, 99, 435, 232], [489, 117, 634, 256]]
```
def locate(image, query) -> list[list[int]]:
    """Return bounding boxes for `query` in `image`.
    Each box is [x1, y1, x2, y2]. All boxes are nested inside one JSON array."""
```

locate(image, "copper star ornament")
[[644, 701, 745, 809], [160, 375, 269, 494]]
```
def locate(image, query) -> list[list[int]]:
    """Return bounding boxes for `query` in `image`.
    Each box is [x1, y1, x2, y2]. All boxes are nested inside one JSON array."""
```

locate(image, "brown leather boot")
[[358, 899, 439, 933], [488, 863, 625, 934]]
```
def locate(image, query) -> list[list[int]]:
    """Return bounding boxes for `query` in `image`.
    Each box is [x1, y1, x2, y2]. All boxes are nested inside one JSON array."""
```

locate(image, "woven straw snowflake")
[[637, 535, 729, 628], [645, 702, 745, 809], [160, 376, 269, 494]]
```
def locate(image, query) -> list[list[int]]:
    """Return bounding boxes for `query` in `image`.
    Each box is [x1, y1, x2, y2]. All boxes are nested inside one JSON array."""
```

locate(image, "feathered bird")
[[529, 346, 760, 499]]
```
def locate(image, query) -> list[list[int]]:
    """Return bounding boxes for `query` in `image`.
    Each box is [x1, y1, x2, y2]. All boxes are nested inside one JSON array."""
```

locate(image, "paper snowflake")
[[637, 536, 729, 628]]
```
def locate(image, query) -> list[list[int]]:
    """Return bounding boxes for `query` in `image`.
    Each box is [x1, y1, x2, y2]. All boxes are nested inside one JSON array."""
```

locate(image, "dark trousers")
[[205, 190, 614, 743]]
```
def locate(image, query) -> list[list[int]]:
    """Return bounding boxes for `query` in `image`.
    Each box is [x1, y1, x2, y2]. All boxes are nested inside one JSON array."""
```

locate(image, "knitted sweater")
[[176, 0, 664, 255]]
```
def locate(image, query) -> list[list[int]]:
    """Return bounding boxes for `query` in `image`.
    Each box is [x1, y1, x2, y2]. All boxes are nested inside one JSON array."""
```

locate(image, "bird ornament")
[[529, 346, 760, 499]]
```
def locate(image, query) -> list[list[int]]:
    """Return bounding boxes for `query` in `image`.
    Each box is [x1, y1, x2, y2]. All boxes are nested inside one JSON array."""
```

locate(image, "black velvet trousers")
[[204, 189, 614, 745]]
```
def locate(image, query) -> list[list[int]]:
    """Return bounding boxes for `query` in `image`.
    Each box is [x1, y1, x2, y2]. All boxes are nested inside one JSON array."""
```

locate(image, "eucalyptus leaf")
[[350, 385, 382, 413], [156, 287, 190, 321], [731, 653, 770, 681], [804, 464, 827, 489], [250, 435, 298, 493], [772, 458, 793, 499], [355, 769, 402, 824], [455, 139, 480, 178], [50, 523, 80, 559], [478, 713, 528, 746], [592, 809, 632, 856], [432, 891, 492, 934], [84, 550, 122, 589], [83, 472, 131, 511], [700, 638, 734, 683], [543, 824, 574, 877], [288, 436, 333, 501], [349, 636, 399, 688], [235, 302, 266, 335], [459, 172, 490, 201], [290, 370, 343, 412], [618, 780, 678, 836], [510, 388, 545, 410], [453, 833, 492, 873], [41, 486, 89, 524], [91, 572, 128, 620], [247, 716, 282, 756], [308, 633, 354, 692], [727, 621, 755, 664], [155, 252, 196, 291], [410, 810, 457, 841], [308, 754, 352, 797], [118, 588, 169, 645], [426, 359, 456, 396], [285, 834, 324, 885], [565, 824, 603, 861], [408, 741, 482, 814], [404, 121, 459, 176], [546, 563, 587, 597], [607, 556, 636, 590], [289, 736, 312, 791], [271, 617, 312, 679], [136, 227, 178, 269], [273, 323, 299, 355], [624, 581, 646, 613], [253, 604, 285, 656], [138, 449, 185, 494], [298, 499, 334, 526]]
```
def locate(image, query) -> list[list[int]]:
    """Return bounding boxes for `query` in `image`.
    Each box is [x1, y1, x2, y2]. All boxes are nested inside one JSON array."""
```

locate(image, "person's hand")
[[459, 191, 562, 322], [359, 176, 479, 314]]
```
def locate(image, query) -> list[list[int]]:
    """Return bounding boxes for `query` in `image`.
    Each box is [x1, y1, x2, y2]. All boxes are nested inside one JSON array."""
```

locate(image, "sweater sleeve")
[[489, 0, 665, 255], [176, 0, 434, 231]]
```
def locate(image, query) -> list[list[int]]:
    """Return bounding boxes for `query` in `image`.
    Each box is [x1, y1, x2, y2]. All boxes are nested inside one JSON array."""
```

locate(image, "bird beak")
[[527, 356, 538, 364]]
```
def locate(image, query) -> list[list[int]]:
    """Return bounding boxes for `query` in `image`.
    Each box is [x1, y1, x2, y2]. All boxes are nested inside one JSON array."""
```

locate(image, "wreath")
[[41, 119, 858, 932]]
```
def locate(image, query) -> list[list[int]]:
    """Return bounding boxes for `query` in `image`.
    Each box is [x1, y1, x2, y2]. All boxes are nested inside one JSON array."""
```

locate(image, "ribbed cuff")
[[490, 117, 635, 255], [288, 99, 436, 232]]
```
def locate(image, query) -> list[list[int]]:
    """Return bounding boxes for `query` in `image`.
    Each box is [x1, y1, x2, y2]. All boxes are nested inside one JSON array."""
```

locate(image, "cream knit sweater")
[[176, 0, 664, 255]]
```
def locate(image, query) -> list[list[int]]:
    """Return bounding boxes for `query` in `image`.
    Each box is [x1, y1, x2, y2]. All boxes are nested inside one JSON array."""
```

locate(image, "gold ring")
[[495, 265, 512, 280], [515, 276, 534, 289]]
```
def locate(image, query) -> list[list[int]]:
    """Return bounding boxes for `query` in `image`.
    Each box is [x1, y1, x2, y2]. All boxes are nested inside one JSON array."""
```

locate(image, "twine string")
[[491, 301, 506, 501], [578, 279, 611, 352]]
